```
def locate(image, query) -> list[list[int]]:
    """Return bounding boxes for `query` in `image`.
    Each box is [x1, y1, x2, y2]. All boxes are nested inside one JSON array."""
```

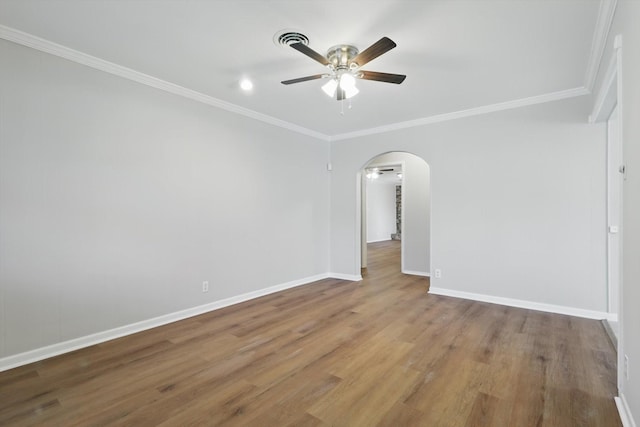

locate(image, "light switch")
[[609, 225, 619, 234]]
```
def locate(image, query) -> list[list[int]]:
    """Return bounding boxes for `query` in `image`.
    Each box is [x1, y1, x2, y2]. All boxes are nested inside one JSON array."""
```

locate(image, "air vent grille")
[[274, 30, 309, 47]]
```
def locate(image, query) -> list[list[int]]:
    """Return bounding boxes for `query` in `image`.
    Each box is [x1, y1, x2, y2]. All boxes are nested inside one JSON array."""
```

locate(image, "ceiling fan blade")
[[359, 71, 406, 84], [281, 74, 326, 85], [337, 87, 346, 101], [290, 42, 330, 66], [351, 37, 397, 67]]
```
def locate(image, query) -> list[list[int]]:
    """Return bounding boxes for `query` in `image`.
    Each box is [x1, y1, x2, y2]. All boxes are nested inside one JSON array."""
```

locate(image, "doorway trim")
[[606, 105, 621, 321], [589, 34, 625, 396]]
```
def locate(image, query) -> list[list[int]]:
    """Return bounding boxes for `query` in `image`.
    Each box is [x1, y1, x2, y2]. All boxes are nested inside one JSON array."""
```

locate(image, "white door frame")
[[606, 105, 621, 318], [589, 34, 624, 393]]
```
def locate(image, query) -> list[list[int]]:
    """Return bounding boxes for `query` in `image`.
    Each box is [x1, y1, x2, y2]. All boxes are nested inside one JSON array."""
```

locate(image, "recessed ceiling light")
[[240, 78, 253, 91]]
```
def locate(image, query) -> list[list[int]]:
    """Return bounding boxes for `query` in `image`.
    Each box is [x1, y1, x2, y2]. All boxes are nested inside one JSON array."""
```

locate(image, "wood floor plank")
[[212, 371, 342, 426], [377, 401, 427, 427], [465, 392, 502, 427], [0, 240, 621, 426]]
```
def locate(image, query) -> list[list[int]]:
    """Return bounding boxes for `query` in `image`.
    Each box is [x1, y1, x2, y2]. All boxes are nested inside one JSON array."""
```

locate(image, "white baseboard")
[[366, 238, 391, 243], [402, 270, 430, 277], [0, 273, 331, 372], [428, 287, 613, 320], [328, 273, 363, 281], [616, 394, 638, 427]]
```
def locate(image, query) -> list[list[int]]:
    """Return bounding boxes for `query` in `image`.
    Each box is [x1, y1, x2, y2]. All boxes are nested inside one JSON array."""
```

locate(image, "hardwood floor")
[[0, 240, 621, 426]]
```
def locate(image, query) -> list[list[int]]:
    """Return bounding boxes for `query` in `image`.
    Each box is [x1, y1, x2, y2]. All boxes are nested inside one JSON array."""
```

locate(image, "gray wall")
[[0, 39, 330, 358], [330, 96, 607, 311], [366, 180, 396, 243]]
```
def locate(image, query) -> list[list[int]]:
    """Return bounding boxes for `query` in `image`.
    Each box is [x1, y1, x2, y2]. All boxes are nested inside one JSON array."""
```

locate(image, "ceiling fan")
[[281, 37, 406, 100]]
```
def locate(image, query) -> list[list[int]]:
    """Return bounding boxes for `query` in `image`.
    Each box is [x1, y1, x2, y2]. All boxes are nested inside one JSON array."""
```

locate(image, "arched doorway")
[[358, 152, 431, 277]]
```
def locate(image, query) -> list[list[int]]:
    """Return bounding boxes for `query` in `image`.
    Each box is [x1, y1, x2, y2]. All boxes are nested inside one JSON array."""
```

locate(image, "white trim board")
[[584, 0, 618, 91], [589, 50, 618, 123], [1, 24, 589, 143], [616, 394, 638, 427], [0, 25, 330, 142], [402, 270, 430, 277], [428, 287, 614, 321], [330, 87, 590, 141], [0, 272, 338, 372], [589, 35, 623, 123], [328, 273, 363, 282], [367, 238, 393, 244]]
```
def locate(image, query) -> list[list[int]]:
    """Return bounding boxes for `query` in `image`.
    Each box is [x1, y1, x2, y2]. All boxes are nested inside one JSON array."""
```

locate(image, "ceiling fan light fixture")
[[322, 79, 338, 97], [343, 85, 359, 99], [339, 73, 356, 90], [338, 72, 358, 99]]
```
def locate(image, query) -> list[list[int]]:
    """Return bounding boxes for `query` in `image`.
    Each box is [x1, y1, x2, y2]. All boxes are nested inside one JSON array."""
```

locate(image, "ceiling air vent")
[[274, 30, 309, 47]]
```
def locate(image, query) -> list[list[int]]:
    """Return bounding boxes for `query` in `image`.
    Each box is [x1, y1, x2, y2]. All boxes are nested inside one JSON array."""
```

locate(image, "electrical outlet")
[[434, 269, 442, 278], [625, 355, 630, 380], [202, 281, 209, 293]]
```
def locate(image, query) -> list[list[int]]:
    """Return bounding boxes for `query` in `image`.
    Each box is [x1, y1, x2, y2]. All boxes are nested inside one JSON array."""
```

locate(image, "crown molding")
[[330, 87, 589, 142], [0, 24, 331, 142], [0, 24, 593, 144], [584, 0, 618, 92]]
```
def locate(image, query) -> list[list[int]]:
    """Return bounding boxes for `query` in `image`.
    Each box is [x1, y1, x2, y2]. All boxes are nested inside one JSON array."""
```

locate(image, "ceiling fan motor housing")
[[326, 45, 359, 70]]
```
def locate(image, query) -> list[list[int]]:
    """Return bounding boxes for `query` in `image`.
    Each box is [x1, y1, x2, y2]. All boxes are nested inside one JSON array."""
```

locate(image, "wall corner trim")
[[0, 24, 330, 142], [584, 0, 618, 91], [589, 47, 618, 123], [615, 395, 638, 427], [0, 272, 333, 372], [428, 287, 614, 321]]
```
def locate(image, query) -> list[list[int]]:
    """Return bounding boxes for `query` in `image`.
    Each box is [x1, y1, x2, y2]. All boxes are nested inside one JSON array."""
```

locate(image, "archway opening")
[[358, 152, 431, 279]]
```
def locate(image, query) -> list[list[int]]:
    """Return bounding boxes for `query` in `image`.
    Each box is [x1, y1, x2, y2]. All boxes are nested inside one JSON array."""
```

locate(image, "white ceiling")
[[0, 0, 601, 137]]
